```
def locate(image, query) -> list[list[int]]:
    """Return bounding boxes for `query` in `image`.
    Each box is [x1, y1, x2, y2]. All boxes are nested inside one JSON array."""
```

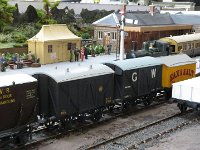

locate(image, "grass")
[[0, 42, 22, 49]]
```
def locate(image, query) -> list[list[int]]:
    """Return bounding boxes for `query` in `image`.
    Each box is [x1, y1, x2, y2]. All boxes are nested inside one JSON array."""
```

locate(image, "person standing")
[[74, 48, 80, 62], [107, 44, 112, 55], [70, 49, 73, 62], [84, 45, 88, 59], [81, 47, 85, 61]]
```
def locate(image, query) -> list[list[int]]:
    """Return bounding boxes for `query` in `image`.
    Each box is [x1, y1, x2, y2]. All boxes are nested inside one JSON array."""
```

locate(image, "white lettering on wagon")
[[151, 68, 156, 78], [132, 72, 137, 82]]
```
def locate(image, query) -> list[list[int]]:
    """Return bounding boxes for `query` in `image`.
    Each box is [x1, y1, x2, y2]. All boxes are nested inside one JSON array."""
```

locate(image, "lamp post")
[[119, 1, 127, 60], [34, 36, 38, 63]]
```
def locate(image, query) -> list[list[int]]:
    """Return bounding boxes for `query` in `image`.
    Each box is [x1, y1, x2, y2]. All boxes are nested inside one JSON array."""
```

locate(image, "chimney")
[[149, 5, 155, 16]]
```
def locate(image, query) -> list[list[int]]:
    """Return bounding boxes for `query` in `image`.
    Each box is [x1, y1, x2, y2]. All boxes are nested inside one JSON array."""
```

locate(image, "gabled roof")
[[93, 12, 175, 27], [116, 12, 175, 26], [28, 24, 81, 42], [170, 14, 200, 25], [92, 13, 119, 27]]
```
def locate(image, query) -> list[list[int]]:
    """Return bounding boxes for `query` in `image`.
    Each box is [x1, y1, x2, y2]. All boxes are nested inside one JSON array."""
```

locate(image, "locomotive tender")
[[0, 54, 196, 146]]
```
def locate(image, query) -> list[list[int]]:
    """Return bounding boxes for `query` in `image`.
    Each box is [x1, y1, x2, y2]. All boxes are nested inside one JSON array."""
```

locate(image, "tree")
[[24, 5, 38, 23], [43, 0, 60, 19], [0, 0, 16, 31], [12, 3, 20, 25], [80, 9, 114, 24]]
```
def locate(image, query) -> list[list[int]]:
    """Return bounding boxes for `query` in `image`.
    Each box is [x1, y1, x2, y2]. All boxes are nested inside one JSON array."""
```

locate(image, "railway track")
[[85, 110, 198, 150], [10, 100, 169, 150]]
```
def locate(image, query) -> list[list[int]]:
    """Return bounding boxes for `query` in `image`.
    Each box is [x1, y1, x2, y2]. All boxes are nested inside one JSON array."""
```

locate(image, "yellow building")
[[27, 24, 81, 65]]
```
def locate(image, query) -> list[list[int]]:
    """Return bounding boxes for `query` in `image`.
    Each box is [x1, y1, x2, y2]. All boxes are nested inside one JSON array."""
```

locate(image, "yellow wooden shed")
[[27, 24, 81, 64]]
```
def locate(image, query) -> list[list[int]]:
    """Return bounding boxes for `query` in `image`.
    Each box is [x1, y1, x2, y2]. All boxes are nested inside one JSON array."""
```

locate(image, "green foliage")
[[20, 53, 28, 60], [4, 52, 13, 61], [43, 0, 60, 19], [12, 3, 20, 25], [0, 0, 16, 31], [80, 9, 114, 24], [36, 9, 57, 25], [23, 5, 38, 23], [88, 44, 104, 55], [13, 43, 23, 47], [0, 33, 13, 43], [2, 26, 15, 33], [12, 32, 27, 43], [81, 33, 90, 39]]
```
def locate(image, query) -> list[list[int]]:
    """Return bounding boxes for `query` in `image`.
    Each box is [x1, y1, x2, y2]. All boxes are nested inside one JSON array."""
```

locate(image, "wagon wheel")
[[45, 120, 56, 130], [177, 103, 187, 113], [143, 98, 152, 106], [91, 110, 102, 122]]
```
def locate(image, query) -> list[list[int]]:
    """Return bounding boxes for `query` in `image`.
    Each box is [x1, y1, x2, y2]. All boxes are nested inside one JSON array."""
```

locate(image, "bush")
[[0, 33, 13, 43], [13, 43, 23, 47], [12, 32, 27, 43], [81, 33, 90, 39]]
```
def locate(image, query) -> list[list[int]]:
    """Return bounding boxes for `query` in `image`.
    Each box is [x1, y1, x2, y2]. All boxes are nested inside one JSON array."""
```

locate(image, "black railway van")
[[33, 64, 114, 120], [105, 56, 163, 103], [0, 73, 37, 133]]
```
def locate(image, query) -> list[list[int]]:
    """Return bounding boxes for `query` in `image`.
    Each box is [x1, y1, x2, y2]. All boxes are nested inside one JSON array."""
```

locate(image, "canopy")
[[28, 24, 81, 42]]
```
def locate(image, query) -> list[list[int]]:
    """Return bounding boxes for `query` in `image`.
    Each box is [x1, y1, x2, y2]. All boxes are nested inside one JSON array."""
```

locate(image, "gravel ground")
[[96, 112, 198, 150], [145, 121, 200, 150], [31, 103, 180, 150]]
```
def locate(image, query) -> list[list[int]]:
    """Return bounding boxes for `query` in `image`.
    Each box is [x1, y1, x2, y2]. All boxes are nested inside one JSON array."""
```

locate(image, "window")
[[178, 46, 182, 51], [183, 43, 187, 50], [48, 45, 52, 53], [191, 43, 194, 49], [111, 32, 117, 40], [68, 43, 76, 50], [187, 43, 191, 49], [68, 43, 72, 50], [98, 31, 103, 39]]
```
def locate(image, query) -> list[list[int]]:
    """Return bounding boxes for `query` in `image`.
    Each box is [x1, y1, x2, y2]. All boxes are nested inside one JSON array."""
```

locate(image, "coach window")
[[191, 43, 194, 49], [48, 45, 52, 53], [183, 43, 187, 50], [178, 46, 182, 51], [187, 43, 191, 49], [98, 31, 103, 39]]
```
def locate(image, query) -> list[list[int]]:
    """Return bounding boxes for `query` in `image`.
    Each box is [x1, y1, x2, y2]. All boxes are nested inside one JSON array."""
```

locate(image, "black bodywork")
[[33, 73, 114, 120], [129, 40, 171, 58], [0, 82, 37, 136], [105, 58, 163, 103]]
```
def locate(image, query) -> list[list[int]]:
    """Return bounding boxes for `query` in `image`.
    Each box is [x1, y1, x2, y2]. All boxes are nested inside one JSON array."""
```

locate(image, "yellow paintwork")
[[162, 63, 196, 88], [160, 37, 179, 53], [27, 24, 81, 64]]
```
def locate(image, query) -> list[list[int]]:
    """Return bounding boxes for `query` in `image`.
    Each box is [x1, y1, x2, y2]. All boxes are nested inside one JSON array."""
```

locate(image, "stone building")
[[92, 7, 192, 53]]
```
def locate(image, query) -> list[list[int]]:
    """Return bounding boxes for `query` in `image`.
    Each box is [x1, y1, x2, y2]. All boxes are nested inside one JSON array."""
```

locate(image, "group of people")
[[70, 46, 89, 62]]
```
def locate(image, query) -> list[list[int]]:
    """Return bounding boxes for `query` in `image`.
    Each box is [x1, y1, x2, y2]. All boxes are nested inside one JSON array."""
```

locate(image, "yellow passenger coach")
[[160, 33, 200, 57]]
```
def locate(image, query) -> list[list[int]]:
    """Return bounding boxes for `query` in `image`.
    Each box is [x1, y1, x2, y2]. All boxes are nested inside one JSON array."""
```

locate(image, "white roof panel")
[[157, 54, 196, 67], [0, 73, 37, 87], [19, 64, 114, 83], [172, 77, 200, 103], [107, 56, 162, 71], [163, 33, 200, 43]]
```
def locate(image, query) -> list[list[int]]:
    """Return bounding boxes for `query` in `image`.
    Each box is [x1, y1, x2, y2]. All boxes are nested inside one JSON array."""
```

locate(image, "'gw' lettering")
[[132, 72, 137, 82], [151, 69, 156, 78]]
